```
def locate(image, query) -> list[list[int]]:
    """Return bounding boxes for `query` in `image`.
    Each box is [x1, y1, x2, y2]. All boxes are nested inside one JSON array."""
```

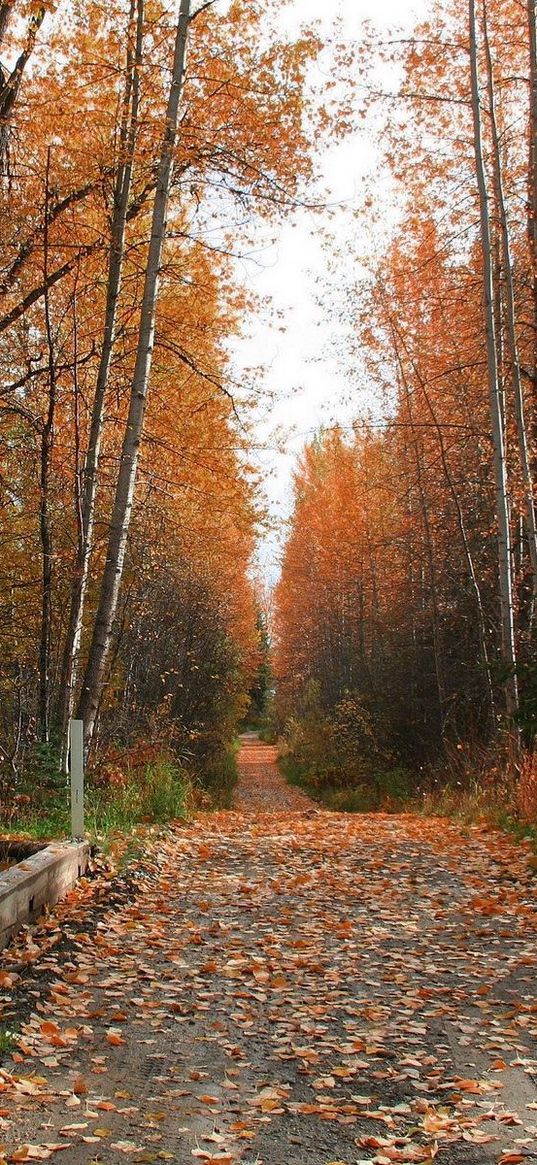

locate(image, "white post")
[[69, 718, 85, 839]]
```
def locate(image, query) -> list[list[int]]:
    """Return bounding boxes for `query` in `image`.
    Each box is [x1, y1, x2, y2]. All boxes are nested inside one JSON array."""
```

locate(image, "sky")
[[222, 0, 428, 580]]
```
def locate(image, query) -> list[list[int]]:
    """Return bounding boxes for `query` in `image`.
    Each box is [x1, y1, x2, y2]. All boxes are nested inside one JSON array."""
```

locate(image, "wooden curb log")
[[0, 840, 89, 950]]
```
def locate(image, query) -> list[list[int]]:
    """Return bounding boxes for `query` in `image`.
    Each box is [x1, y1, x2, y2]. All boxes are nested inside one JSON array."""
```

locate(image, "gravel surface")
[[1, 736, 537, 1165]]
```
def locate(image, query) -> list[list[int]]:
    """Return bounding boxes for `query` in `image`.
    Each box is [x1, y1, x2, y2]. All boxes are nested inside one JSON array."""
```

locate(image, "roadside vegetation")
[[272, 692, 537, 853], [0, 1, 325, 840], [2, 741, 240, 846]]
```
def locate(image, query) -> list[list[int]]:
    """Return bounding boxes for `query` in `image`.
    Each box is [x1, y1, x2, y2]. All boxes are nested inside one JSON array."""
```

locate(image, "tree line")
[[0, 0, 321, 791], [275, 0, 537, 810]]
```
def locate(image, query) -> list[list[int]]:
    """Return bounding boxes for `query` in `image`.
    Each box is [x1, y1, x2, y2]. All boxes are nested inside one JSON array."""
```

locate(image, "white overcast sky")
[[225, 0, 429, 578]]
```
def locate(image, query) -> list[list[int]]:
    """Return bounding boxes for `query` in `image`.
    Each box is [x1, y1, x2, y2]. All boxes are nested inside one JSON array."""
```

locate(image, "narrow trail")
[[232, 733, 313, 812], [2, 736, 537, 1165]]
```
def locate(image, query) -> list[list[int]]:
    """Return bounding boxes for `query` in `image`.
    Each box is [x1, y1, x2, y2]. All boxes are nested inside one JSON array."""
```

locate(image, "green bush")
[[280, 684, 415, 812], [195, 744, 239, 808], [257, 716, 277, 744], [142, 759, 188, 821]]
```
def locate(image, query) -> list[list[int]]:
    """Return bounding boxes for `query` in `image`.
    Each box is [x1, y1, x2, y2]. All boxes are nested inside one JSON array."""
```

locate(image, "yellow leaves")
[[2, 759, 537, 1165], [228, 1121, 255, 1139], [222, 961, 244, 979], [250, 1085, 288, 1114], [39, 1023, 59, 1038], [451, 1077, 485, 1094], [199, 960, 218, 974], [0, 1073, 47, 1098], [421, 1112, 451, 1135]]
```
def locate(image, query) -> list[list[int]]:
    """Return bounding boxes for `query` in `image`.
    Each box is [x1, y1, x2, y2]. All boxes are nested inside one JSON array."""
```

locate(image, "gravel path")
[[232, 733, 313, 812], [1, 736, 537, 1165]]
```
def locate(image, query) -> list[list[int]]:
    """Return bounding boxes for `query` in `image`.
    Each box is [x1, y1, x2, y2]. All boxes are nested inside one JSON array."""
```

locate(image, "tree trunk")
[[38, 148, 56, 742], [78, 0, 192, 747], [58, 0, 144, 748], [389, 311, 496, 731], [527, 0, 537, 397], [483, 0, 537, 605], [0, 3, 48, 173], [394, 350, 447, 740], [469, 0, 519, 720]]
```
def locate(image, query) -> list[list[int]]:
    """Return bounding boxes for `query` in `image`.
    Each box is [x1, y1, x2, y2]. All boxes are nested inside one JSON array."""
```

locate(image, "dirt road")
[[2, 736, 537, 1165]]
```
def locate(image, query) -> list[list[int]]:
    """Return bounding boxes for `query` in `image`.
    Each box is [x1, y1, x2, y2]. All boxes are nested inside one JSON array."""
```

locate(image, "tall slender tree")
[[468, 0, 519, 719], [78, 0, 192, 747], [58, 0, 145, 747]]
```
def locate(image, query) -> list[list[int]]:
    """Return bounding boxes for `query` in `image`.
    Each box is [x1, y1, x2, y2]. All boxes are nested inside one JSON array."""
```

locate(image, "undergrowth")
[[413, 771, 537, 855], [192, 741, 239, 809], [280, 754, 414, 812], [0, 1027, 15, 1054], [280, 726, 537, 854], [2, 756, 189, 843], [1, 736, 241, 846]]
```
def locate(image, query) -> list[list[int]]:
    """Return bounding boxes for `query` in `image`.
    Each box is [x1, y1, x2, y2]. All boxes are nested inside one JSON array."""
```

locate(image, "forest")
[[0, 0, 537, 836], [2, 5, 537, 1164], [274, 0, 537, 827], [0, 0, 321, 831]]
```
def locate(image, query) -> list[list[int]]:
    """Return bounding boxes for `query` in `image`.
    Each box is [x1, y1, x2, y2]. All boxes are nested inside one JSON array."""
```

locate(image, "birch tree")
[[57, 0, 144, 746], [527, 1, 537, 393], [482, 0, 537, 606], [468, 0, 519, 720], [0, 0, 48, 173], [78, 0, 192, 747]]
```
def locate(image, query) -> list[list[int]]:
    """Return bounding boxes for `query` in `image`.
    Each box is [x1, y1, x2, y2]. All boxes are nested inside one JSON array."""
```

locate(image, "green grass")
[[257, 722, 277, 744], [2, 741, 242, 846]]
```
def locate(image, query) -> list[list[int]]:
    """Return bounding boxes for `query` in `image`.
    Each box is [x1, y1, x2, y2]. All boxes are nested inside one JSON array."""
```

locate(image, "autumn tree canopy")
[[275, 0, 537, 803], [0, 0, 324, 784]]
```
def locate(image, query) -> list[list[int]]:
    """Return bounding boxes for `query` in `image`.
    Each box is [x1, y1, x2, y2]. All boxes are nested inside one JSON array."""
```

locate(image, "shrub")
[[518, 750, 537, 822], [195, 745, 238, 809], [2, 751, 189, 841], [281, 685, 397, 802]]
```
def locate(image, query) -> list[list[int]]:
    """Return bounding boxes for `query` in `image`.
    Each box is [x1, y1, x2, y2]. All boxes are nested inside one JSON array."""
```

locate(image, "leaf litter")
[[0, 737, 536, 1164]]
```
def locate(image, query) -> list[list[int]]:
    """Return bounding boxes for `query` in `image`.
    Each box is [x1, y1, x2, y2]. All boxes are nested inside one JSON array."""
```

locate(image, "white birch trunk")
[[527, 1, 537, 389], [482, 0, 537, 604], [58, 0, 144, 749], [78, 0, 192, 746], [469, 0, 519, 719]]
